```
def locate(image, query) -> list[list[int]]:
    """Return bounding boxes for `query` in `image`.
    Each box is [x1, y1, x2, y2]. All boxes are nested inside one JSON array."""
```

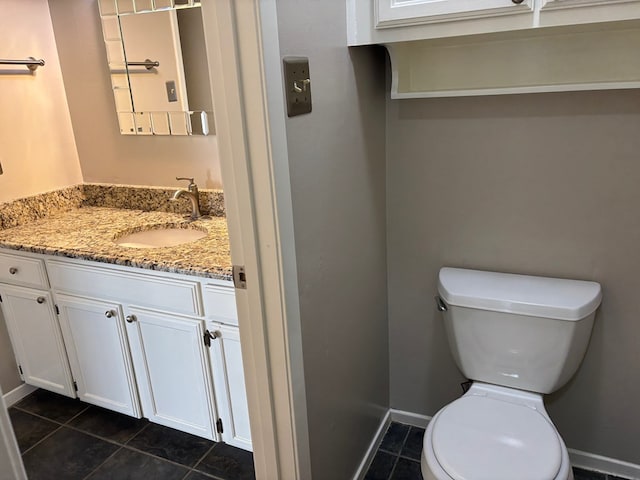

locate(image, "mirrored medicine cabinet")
[[98, 0, 214, 136]]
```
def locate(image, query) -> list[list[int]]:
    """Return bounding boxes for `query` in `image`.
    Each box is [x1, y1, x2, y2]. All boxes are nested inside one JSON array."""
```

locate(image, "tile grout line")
[[19, 424, 63, 457], [11, 406, 67, 427], [124, 421, 150, 445], [120, 443, 214, 471], [80, 445, 124, 480], [64, 404, 91, 424], [386, 453, 402, 480], [188, 442, 219, 478]]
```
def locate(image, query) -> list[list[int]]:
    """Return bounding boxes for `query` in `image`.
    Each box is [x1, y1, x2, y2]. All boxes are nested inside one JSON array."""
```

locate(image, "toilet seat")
[[422, 384, 571, 480], [431, 395, 561, 480]]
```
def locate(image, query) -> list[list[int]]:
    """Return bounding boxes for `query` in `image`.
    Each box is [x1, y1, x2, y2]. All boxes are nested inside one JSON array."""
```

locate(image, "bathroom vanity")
[[0, 203, 251, 452]]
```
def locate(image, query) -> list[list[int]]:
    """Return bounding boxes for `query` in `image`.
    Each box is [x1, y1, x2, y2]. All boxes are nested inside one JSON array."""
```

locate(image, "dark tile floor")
[[365, 422, 634, 480], [9, 389, 255, 480]]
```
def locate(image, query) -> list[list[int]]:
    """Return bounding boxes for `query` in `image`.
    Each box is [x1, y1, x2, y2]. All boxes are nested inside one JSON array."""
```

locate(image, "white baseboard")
[[2, 383, 37, 408], [352, 410, 392, 480], [389, 408, 432, 429], [356, 408, 640, 480], [569, 449, 640, 480]]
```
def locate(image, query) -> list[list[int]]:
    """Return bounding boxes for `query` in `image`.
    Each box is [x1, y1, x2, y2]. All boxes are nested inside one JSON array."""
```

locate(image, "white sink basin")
[[115, 227, 207, 248]]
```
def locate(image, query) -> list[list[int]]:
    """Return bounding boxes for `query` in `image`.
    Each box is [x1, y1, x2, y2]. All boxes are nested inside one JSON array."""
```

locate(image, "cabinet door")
[[56, 295, 141, 417], [375, 0, 534, 28], [208, 323, 252, 451], [539, 0, 640, 26], [125, 307, 217, 440], [0, 284, 75, 397]]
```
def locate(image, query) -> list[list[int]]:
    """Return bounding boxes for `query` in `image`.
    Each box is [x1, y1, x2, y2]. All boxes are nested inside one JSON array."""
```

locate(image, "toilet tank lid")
[[438, 267, 602, 321]]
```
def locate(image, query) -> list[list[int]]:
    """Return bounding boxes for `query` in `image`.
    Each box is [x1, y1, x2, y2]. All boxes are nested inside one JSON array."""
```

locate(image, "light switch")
[[166, 81, 178, 103], [283, 57, 312, 117]]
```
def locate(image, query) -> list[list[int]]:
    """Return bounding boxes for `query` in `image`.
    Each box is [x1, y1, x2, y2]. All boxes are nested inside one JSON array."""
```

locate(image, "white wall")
[[0, 0, 83, 203]]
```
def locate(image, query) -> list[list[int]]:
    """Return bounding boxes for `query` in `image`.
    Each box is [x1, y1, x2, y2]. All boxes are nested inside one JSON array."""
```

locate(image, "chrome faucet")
[[172, 176, 202, 220]]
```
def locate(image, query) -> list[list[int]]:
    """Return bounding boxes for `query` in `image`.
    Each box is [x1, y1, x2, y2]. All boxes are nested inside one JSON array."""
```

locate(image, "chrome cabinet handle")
[[36, 297, 46, 304], [9, 267, 18, 275], [125, 315, 136, 323], [512, 0, 525, 3], [105, 310, 115, 318]]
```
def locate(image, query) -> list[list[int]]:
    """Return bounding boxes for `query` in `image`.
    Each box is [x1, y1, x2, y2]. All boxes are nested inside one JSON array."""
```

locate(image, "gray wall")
[[387, 89, 640, 464], [275, 3, 389, 478], [48, 0, 223, 189]]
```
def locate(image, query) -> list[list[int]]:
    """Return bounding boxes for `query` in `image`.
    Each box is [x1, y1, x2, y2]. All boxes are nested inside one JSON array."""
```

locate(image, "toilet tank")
[[437, 268, 602, 394]]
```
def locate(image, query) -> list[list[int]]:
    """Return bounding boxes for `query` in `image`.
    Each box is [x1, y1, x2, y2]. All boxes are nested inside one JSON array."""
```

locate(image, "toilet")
[[422, 267, 602, 480]]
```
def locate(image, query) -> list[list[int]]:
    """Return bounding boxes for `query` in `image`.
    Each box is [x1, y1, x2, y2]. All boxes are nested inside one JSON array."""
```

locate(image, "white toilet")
[[422, 267, 602, 480]]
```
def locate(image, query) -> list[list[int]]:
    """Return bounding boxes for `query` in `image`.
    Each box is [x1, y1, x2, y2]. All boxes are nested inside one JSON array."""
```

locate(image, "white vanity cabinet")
[[0, 248, 251, 449], [207, 321, 252, 451], [0, 252, 75, 398], [0, 284, 75, 398], [55, 295, 140, 417], [124, 307, 217, 440]]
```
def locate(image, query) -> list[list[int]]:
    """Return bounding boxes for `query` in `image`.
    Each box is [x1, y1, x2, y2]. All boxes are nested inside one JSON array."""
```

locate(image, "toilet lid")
[[431, 395, 562, 480]]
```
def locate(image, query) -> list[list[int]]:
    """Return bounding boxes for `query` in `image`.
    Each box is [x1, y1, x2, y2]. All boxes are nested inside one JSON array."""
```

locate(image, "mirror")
[[98, 0, 213, 136]]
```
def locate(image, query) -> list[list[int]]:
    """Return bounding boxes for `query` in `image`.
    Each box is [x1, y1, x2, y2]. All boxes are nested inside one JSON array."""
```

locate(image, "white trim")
[[569, 449, 640, 480], [0, 386, 27, 479], [389, 408, 432, 429], [2, 383, 37, 408], [352, 410, 392, 480], [391, 82, 640, 99]]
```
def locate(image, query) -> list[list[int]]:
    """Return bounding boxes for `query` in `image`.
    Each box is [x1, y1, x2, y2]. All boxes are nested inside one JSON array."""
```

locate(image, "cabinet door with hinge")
[[56, 294, 141, 417], [207, 322, 252, 451], [125, 307, 217, 440], [0, 284, 75, 397]]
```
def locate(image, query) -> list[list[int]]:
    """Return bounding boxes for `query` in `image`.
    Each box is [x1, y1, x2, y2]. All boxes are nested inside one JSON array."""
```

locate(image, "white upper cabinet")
[[350, 0, 640, 97], [349, 0, 640, 45], [375, 0, 534, 28], [538, 0, 640, 27]]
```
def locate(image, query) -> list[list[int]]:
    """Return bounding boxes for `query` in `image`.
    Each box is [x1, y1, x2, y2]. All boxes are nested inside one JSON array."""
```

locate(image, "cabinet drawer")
[[47, 260, 202, 316], [202, 284, 237, 326], [0, 252, 48, 289]]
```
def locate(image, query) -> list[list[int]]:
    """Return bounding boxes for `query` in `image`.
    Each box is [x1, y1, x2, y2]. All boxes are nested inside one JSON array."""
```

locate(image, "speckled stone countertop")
[[0, 207, 232, 281]]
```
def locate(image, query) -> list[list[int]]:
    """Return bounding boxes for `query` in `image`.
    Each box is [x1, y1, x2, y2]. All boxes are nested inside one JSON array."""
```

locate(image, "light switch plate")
[[283, 57, 312, 117], [166, 81, 178, 103]]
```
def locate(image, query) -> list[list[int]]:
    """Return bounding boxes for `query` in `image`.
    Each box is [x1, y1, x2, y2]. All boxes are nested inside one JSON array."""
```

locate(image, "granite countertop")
[[0, 207, 232, 281]]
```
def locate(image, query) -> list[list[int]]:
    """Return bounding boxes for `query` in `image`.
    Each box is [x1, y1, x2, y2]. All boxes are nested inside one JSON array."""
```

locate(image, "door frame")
[[201, 1, 311, 479]]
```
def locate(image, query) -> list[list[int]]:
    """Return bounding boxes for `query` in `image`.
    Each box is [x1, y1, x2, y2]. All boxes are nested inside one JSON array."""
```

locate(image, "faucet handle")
[[176, 177, 196, 191]]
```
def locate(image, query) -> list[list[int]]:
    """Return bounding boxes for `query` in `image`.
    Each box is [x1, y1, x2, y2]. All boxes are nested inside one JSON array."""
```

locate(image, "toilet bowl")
[[421, 267, 601, 480], [420, 383, 573, 480]]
